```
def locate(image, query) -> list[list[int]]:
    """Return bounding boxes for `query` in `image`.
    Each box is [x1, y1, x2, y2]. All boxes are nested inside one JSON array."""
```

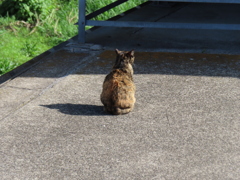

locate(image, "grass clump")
[[0, 0, 146, 75]]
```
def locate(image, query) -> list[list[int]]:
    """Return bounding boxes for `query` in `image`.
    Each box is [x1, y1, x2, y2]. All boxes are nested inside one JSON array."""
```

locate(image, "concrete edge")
[[0, 36, 78, 86], [0, 1, 150, 86]]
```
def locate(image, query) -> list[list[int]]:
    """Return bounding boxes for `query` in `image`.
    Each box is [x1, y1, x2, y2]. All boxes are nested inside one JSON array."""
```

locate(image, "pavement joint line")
[[0, 36, 78, 86], [34, 51, 102, 98], [0, 50, 102, 122], [0, 93, 38, 122], [5, 85, 35, 91], [0, 1, 150, 85]]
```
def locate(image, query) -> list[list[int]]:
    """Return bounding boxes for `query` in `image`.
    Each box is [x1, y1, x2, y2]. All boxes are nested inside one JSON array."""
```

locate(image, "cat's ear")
[[128, 50, 134, 57], [115, 49, 121, 55]]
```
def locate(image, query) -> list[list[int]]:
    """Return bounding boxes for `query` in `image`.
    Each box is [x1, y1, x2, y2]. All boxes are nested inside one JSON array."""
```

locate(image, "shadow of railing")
[[76, 51, 240, 78], [2, 50, 239, 80]]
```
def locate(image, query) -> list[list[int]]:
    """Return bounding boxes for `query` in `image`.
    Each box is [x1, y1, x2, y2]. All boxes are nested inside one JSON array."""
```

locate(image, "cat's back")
[[102, 69, 135, 94], [100, 49, 136, 115], [101, 69, 135, 115]]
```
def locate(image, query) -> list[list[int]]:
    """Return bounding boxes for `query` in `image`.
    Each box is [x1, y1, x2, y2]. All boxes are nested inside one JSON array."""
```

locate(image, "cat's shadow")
[[41, 104, 110, 116]]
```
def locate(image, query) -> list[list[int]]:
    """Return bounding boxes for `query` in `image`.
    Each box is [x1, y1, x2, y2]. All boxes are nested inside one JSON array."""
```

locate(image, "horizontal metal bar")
[[149, 0, 240, 3], [86, 0, 128, 20], [86, 20, 240, 30]]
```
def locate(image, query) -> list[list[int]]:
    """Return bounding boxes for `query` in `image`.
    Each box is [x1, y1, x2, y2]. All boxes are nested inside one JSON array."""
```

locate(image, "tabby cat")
[[100, 49, 136, 115]]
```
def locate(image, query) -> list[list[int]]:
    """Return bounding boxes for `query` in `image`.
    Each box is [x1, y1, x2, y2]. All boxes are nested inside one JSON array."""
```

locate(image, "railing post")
[[78, 0, 86, 43]]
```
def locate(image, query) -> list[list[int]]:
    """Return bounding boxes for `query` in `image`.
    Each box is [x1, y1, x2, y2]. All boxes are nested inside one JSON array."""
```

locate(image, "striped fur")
[[101, 49, 136, 115]]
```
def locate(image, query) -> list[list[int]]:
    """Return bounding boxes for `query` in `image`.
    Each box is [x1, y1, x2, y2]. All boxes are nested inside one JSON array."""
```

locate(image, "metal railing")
[[78, 0, 240, 43]]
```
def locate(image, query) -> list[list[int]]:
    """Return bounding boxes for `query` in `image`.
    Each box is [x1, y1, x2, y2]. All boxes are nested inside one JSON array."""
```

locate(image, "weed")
[[0, 0, 57, 22], [22, 41, 38, 57], [0, 58, 20, 74]]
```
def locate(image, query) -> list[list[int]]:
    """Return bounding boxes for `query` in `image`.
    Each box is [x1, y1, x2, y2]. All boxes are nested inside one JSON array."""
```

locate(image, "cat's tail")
[[111, 106, 134, 115]]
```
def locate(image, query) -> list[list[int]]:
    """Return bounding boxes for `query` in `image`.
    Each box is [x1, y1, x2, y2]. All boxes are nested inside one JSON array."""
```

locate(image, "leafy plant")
[[22, 41, 38, 57], [0, 0, 56, 22], [0, 58, 20, 74]]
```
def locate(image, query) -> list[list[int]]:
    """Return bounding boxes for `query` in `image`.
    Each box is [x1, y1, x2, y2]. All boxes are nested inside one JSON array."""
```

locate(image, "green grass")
[[86, 0, 146, 20], [0, 17, 57, 74], [0, 0, 146, 75]]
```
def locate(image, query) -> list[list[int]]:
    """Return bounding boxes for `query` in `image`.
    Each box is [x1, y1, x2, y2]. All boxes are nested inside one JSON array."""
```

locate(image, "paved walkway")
[[1, 2, 240, 179]]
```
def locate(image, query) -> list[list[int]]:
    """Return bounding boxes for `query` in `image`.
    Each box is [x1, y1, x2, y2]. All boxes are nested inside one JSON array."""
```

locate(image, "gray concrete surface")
[[1, 2, 240, 180]]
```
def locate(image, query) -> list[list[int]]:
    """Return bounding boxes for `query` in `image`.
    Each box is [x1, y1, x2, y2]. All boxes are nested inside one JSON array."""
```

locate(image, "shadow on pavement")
[[77, 51, 240, 78], [41, 104, 111, 116], [2, 50, 239, 80]]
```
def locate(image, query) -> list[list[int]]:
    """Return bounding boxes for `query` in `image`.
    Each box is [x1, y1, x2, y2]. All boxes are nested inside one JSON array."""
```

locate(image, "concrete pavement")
[[1, 2, 240, 179]]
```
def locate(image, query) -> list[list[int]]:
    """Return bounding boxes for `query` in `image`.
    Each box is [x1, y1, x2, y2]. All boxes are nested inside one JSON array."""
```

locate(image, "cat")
[[100, 49, 136, 115]]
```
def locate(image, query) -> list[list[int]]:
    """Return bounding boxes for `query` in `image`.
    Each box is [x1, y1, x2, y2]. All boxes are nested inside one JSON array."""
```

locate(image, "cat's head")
[[113, 49, 135, 69]]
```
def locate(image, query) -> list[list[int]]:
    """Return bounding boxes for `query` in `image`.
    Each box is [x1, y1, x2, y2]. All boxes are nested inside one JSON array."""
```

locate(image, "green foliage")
[[86, 0, 147, 20], [0, 58, 20, 75], [22, 41, 38, 57], [0, 0, 56, 22]]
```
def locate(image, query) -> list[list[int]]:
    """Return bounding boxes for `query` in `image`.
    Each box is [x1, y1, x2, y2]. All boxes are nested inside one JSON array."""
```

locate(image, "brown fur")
[[100, 49, 136, 115]]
